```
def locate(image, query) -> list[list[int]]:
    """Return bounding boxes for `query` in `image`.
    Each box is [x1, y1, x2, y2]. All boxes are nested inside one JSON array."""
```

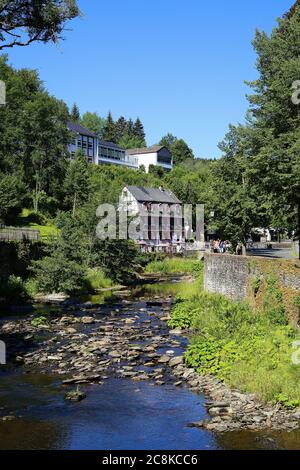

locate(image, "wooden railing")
[[0, 226, 40, 242]]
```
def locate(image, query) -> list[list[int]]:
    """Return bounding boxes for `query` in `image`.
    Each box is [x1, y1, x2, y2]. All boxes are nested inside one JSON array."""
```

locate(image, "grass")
[[145, 257, 203, 277], [15, 209, 59, 241], [169, 273, 300, 407], [83, 268, 114, 291]]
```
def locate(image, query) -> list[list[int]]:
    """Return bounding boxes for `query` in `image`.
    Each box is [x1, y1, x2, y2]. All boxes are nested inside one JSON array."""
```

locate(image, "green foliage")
[[83, 268, 114, 291], [0, 274, 28, 303], [293, 293, 300, 308], [0, 1, 80, 50], [251, 275, 261, 297], [95, 239, 142, 284], [169, 282, 300, 406], [0, 171, 27, 224], [102, 111, 116, 143], [31, 316, 48, 327], [0, 240, 44, 281], [64, 149, 91, 214], [81, 112, 106, 139], [132, 117, 146, 146], [31, 252, 84, 294], [118, 134, 145, 150], [16, 209, 58, 241], [23, 277, 39, 298], [262, 274, 288, 325], [159, 134, 194, 165], [70, 103, 80, 122], [214, 4, 300, 241], [145, 258, 203, 277], [102, 112, 147, 147]]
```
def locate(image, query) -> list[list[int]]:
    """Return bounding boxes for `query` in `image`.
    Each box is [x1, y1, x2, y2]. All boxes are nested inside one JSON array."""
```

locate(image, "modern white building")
[[67, 122, 98, 163], [67, 123, 173, 172], [126, 145, 173, 172]]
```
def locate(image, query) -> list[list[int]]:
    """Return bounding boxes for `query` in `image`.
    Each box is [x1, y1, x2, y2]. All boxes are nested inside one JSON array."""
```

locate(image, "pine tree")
[[133, 117, 146, 146], [115, 116, 127, 143], [102, 112, 116, 143], [126, 118, 134, 137], [70, 103, 80, 122]]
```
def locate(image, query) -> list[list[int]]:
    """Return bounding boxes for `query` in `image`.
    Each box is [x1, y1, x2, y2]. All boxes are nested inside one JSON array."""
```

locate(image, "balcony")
[[98, 154, 139, 168], [157, 160, 173, 170]]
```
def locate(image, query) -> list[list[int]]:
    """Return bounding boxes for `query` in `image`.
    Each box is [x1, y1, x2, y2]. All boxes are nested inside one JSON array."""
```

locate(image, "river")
[[1, 279, 300, 450]]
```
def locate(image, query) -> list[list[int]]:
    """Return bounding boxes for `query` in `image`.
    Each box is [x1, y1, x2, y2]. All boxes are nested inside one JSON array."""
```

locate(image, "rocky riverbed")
[[1, 281, 300, 434]]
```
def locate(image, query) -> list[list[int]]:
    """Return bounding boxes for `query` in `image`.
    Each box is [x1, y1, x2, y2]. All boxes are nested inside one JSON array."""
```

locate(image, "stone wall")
[[204, 253, 249, 301], [204, 253, 300, 325]]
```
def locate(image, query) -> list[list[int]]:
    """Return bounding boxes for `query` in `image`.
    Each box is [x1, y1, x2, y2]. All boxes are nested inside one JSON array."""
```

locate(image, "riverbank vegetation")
[[145, 257, 203, 277], [169, 277, 300, 408]]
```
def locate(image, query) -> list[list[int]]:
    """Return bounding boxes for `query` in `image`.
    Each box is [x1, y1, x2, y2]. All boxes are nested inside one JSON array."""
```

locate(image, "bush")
[[146, 258, 203, 276], [31, 316, 48, 327], [169, 285, 300, 406], [83, 268, 114, 291], [0, 274, 28, 303], [31, 251, 85, 294]]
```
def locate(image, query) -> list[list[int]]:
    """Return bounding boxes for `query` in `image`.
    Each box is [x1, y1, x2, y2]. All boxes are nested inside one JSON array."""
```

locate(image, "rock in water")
[[64, 388, 86, 402], [169, 356, 183, 367]]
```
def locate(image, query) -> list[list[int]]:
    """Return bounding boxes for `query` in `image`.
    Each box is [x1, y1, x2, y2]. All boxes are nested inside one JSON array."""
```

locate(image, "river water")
[[1, 280, 300, 450]]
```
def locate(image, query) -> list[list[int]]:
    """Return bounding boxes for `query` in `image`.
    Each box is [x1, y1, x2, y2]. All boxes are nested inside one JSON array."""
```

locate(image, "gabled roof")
[[67, 121, 96, 137], [126, 145, 166, 155], [125, 186, 181, 204]]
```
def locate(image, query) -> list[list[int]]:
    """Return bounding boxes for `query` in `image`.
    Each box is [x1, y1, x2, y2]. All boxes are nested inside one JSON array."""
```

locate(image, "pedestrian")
[[236, 242, 243, 256]]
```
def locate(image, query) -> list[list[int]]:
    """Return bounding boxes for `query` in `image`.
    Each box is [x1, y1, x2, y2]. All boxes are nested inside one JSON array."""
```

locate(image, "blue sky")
[[6, 0, 294, 157]]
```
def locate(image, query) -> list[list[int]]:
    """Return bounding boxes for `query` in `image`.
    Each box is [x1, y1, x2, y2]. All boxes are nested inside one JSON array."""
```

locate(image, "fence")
[[0, 226, 40, 242]]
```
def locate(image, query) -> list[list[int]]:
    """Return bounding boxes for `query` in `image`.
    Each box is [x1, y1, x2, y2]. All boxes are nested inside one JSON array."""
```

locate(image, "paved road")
[[247, 248, 296, 260]]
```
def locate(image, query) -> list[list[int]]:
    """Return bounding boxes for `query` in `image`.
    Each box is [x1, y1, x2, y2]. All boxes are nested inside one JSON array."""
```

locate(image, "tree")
[[133, 117, 146, 146], [64, 149, 91, 215], [31, 251, 84, 294], [0, 0, 80, 50], [0, 171, 27, 223], [159, 134, 194, 165], [102, 111, 116, 143], [70, 103, 80, 122], [170, 139, 194, 165], [148, 164, 165, 178], [95, 239, 141, 284], [21, 92, 70, 212], [159, 133, 177, 149], [126, 118, 134, 136], [81, 111, 106, 139], [0, 56, 70, 214], [118, 133, 145, 150], [115, 116, 128, 143], [242, 3, 300, 255]]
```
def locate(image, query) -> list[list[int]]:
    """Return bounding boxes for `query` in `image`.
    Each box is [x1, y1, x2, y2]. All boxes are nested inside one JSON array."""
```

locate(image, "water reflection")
[[0, 418, 69, 450], [0, 375, 217, 450]]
